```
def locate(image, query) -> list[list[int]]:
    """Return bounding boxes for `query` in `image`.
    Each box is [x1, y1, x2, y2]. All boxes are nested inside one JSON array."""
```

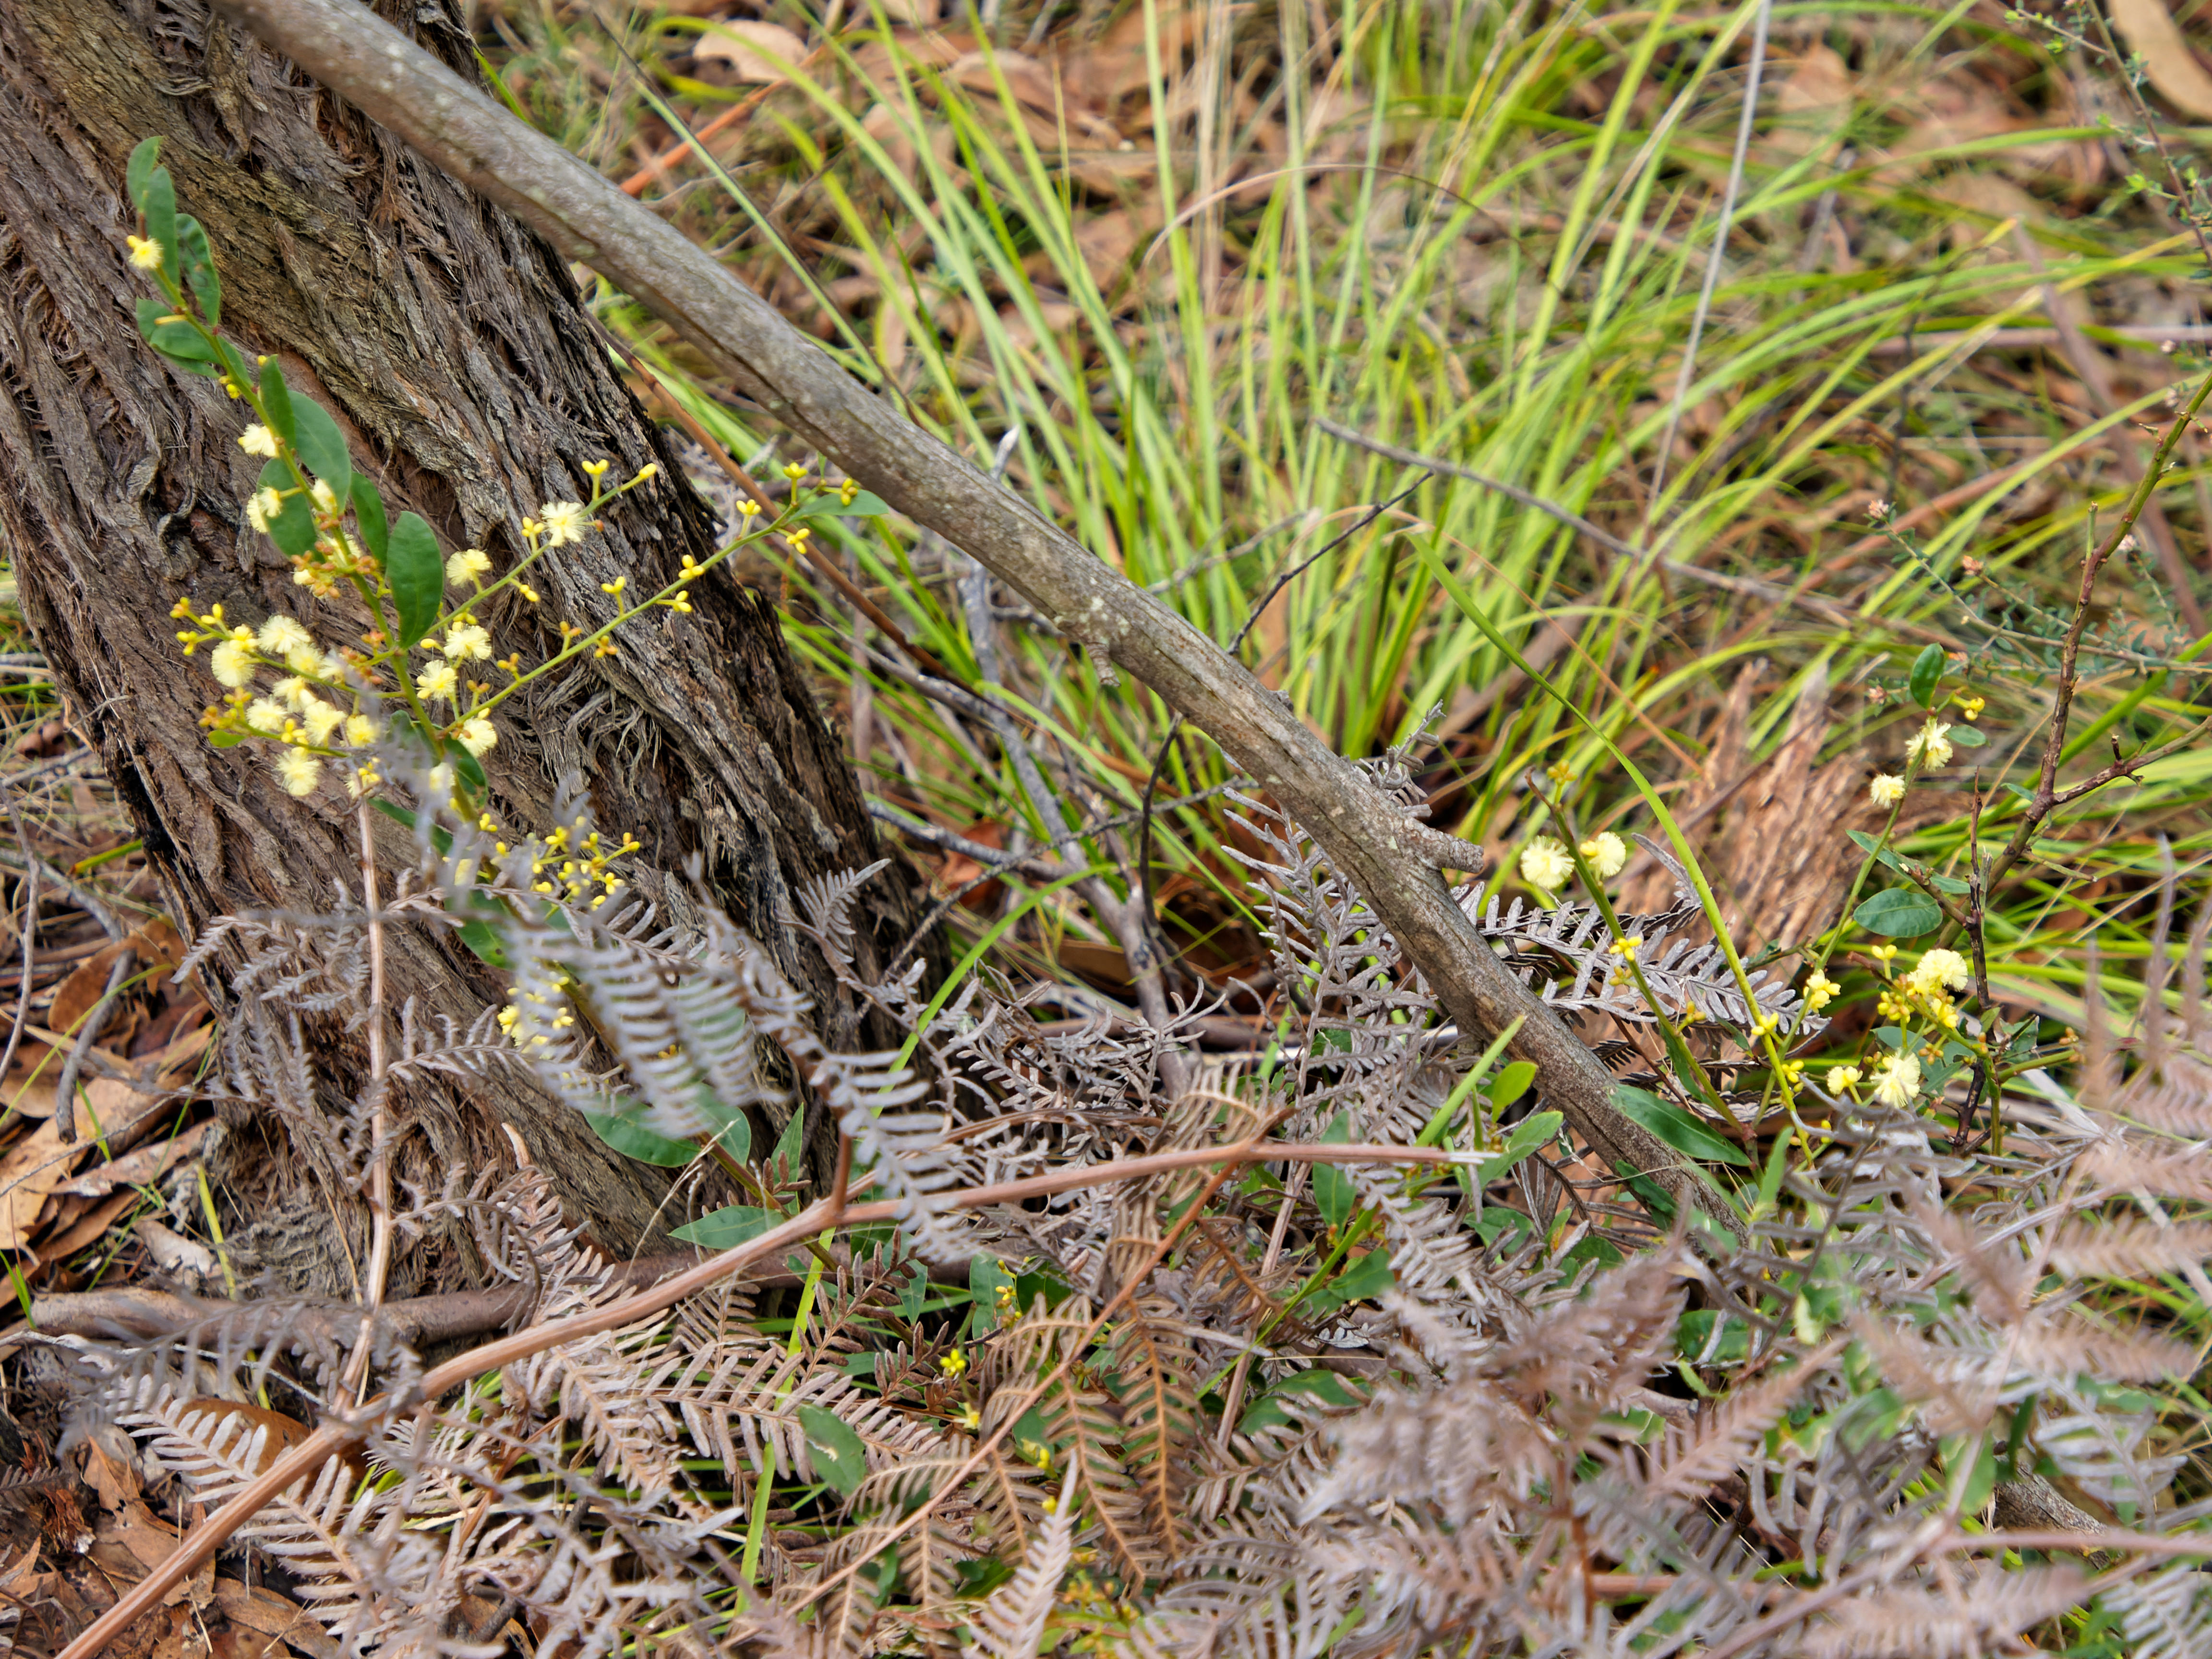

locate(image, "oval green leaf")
[[386, 512, 445, 648], [348, 475, 388, 563], [289, 396, 351, 496], [798, 491, 891, 518], [454, 919, 508, 968], [1312, 1111, 1356, 1231], [795, 1402, 869, 1498], [688, 1089, 751, 1162], [1947, 724, 1987, 748], [258, 360, 297, 448], [1909, 642, 1945, 709], [141, 167, 178, 284], [175, 215, 218, 326], [127, 137, 162, 214], [257, 459, 317, 557], [581, 1106, 698, 1166], [1611, 1084, 1752, 1167], [1307, 1247, 1395, 1316], [1854, 887, 1944, 938], [135, 299, 219, 367], [671, 1203, 777, 1248], [1491, 1060, 1538, 1111]]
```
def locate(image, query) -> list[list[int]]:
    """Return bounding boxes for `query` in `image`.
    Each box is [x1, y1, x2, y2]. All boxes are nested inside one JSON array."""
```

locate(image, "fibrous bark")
[[0, 0, 924, 1291]]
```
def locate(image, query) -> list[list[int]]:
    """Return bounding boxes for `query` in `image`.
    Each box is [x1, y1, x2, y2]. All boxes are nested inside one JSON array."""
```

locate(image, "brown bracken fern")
[[49, 734, 2212, 1657]]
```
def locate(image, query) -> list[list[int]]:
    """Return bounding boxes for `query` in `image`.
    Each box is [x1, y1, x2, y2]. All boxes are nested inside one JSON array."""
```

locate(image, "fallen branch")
[[205, 0, 1731, 1233]]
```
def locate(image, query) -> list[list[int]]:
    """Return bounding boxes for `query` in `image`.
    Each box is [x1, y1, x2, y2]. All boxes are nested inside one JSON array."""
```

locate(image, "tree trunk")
[[0, 0, 926, 1295]]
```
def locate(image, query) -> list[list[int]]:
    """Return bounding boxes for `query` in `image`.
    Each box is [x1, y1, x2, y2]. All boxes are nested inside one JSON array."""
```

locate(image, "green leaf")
[[1675, 1310, 1749, 1364], [174, 215, 218, 326], [127, 138, 162, 214], [968, 1253, 1015, 1337], [769, 1104, 806, 1178], [1490, 1060, 1537, 1112], [1237, 1368, 1357, 1435], [1944, 1431, 2000, 1515], [289, 395, 351, 496], [1909, 642, 1945, 709], [386, 513, 445, 648], [1312, 1111, 1356, 1231], [141, 166, 178, 284], [348, 475, 388, 563], [1947, 724, 1988, 747], [1488, 1109, 1562, 1178], [1472, 1207, 1532, 1247], [445, 887, 507, 960], [581, 1106, 698, 1166], [450, 744, 486, 795], [1308, 1248, 1394, 1315], [216, 340, 253, 392], [795, 1403, 868, 1498], [1854, 887, 1944, 938], [952, 1556, 1014, 1599], [798, 490, 892, 518], [454, 919, 507, 968], [898, 1262, 928, 1322], [134, 298, 219, 367], [688, 1089, 752, 1161], [257, 459, 317, 557], [671, 1203, 778, 1247], [1611, 1084, 1752, 1167], [258, 359, 297, 448], [205, 729, 249, 748]]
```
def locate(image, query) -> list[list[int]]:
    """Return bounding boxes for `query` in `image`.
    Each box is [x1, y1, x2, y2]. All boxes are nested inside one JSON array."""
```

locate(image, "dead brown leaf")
[[80, 1441, 142, 1512], [52, 1118, 211, 1200], [49, 940, 129, 1039], [38, 1187, 138, 1262], [0, 1115, 77, 1251], [694, 19, 807, 84], [156, 1017, 214, 1081], [1062, 3, 1202, 108], [1058, 938, 1133, 991], [213, 1578, 340, 1659], [129, 921, 183, 976], [5, 1058, 59, 1121], [90, 1497, 210, 1610], [2110, 0, 2212, 120], [936, 821, 1006, 910]]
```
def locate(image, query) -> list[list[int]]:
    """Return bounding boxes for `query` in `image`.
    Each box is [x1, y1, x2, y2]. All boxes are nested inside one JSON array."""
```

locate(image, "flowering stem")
[[468, 503, 770, 724], [1531, 782, 1744, 1136]]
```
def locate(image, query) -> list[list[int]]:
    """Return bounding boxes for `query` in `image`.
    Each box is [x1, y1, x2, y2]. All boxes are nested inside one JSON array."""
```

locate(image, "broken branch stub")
[[206, 0, 1736, 1234]]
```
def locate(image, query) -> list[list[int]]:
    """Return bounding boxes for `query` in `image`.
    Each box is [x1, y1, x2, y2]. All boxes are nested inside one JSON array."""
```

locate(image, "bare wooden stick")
[[203, 0, 1727, 1234]]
